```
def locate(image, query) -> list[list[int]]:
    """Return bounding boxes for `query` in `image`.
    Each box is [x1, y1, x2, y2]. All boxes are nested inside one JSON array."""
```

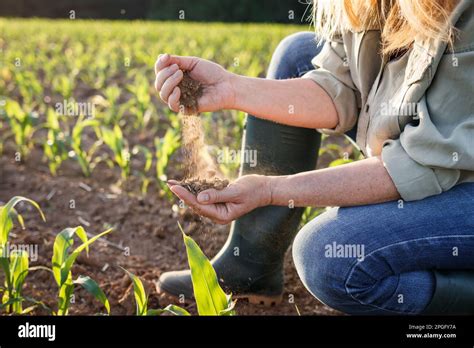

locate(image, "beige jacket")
[[304, 0, 474, 201]]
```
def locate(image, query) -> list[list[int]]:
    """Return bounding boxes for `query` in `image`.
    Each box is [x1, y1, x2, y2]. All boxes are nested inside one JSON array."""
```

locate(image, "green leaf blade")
[[179, 223, 228, 316], [74, 275, 110, 315], [121, 267, 148, 316]]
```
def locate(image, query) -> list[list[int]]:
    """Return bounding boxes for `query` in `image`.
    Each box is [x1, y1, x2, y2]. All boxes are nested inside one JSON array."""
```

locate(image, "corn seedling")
[[155, 128, 180, 197], [178, 222, 235, 316], [70, 116, 102, 177], [102, 85, 123, 125], [52, 226, 112, 315], [15, 70, 43, 106], [0, 97, 8, 155], [127, 75, 153, 129], [121, 267, 190, 316], [101, 125, 131, 180], [121, 223, 235, 317], [43, 108, 69, 176], [0, 196, 45, 314], [1, 250, 30, 314], [4, 100, 39, 158], [52, 75, 75, 101], [132, 145, 153, 194]]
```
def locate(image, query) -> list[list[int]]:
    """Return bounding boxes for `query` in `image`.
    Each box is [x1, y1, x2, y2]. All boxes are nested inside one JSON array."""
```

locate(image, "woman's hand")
[[154, 53, 236, 113], [167, 175, 273, 225]]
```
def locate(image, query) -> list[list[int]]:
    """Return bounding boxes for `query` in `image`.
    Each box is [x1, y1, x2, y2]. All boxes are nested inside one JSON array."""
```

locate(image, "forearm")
[[269, 156, 400, 207], [230, 74, 338, 129]]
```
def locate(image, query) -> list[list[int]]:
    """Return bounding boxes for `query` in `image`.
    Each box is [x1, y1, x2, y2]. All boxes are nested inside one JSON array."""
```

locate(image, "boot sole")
[[156, 281, 283, 307]]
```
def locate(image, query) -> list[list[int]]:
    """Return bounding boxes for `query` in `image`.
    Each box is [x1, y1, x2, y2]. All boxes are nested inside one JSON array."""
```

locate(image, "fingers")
[[154, 63, 179, 92], [168, 87, 181, 112], [160, 69, 183, 102], [155, 53, 197, 74], [154, 53, 171, 74], [196, 186, 240, 205], [169, 185, 198, 206]]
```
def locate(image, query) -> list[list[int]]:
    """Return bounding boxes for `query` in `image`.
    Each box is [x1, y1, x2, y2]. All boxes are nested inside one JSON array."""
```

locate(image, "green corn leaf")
[[61, 228, 112, 285], [57, 280, 74, 316], [101, 125, 129, 178], [9, 250, 29, 313], [53, 226, 112, 316], [10, 250, 29, 293], [147, 304, 190, 316], [74, 275, 110, 315], [120, 267, 148, 316], [178, 222, 229, 316], [52, 227, 78, 286], [0, 296, 24, 310], [52, 227, 110, 286], [0, 257, 12, 305], [218, 295, 237, 316], [74, 226, 89, 256], [0, 196, 45, 248], [155, 128, 180, 184], [20, 305, 37, 315]]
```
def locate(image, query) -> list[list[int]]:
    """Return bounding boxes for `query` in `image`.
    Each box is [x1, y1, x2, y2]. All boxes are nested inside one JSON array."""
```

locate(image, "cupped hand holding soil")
[[177, 177, 230, 195], [167, 175, 272, 225]]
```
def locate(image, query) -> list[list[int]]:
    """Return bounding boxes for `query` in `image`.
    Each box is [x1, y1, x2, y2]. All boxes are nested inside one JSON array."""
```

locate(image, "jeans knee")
[[292, 210, 356, 311], [268, 31, 321, 79]]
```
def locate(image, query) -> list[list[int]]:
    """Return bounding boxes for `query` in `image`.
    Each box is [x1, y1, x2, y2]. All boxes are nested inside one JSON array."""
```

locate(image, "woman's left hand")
[[167, 175, 272, 225]]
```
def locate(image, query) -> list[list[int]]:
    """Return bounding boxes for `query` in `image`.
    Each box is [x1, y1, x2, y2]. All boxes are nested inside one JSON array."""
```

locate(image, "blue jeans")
[[270, 32, 474, 315]]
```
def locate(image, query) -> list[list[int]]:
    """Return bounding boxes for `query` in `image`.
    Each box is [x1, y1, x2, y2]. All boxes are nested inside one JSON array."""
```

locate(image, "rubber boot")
[[157, 115, 321, 306], [422, 270, 474, 315]]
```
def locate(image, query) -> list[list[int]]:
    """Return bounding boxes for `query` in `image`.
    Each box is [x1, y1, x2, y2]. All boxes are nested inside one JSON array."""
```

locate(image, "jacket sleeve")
[[381, 49, 474, 201], [302, 34, 360, 134]]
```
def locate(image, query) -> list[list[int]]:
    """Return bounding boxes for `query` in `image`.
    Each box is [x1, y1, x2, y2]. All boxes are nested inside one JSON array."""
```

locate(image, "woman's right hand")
[[154, 53, 236, 113]]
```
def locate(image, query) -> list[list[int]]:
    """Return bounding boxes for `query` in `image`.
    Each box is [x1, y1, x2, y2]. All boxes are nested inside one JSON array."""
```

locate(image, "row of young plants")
[[0, 98, 181, 197], [0, 19, 297, 197], [0, 196, 235, 316]]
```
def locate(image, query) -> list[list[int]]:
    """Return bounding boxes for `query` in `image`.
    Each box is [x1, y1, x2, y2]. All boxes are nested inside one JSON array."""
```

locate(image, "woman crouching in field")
[[154, 0, 474, 315]]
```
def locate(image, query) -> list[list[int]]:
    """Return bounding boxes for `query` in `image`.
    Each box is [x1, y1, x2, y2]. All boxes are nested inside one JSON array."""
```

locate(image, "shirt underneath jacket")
[[304, 0, 474, 201]]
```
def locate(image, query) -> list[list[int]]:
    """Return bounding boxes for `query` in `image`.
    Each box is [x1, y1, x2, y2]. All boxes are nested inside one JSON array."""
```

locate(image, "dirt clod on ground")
[[178, 71, 203, 115], [179, 177, 229, 195]]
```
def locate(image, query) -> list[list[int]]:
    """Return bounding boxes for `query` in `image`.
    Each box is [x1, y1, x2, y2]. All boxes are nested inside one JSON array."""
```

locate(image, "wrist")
[[227, 73, 247, 110], [267, 175, 294, 207], [265, 176, 281, 206]]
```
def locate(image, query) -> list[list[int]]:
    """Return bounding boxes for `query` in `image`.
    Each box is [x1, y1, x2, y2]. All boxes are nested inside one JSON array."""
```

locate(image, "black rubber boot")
[[422, 270, 474, 315], [157, 116, 321, 305]]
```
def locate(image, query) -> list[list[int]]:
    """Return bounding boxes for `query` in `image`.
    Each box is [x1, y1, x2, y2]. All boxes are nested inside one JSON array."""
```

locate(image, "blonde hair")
[[313, 0, 459, 55]]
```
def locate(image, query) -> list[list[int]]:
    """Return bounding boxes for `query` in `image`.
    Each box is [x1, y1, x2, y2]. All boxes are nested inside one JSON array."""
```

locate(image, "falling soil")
[[177, 71, 229, 194]]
